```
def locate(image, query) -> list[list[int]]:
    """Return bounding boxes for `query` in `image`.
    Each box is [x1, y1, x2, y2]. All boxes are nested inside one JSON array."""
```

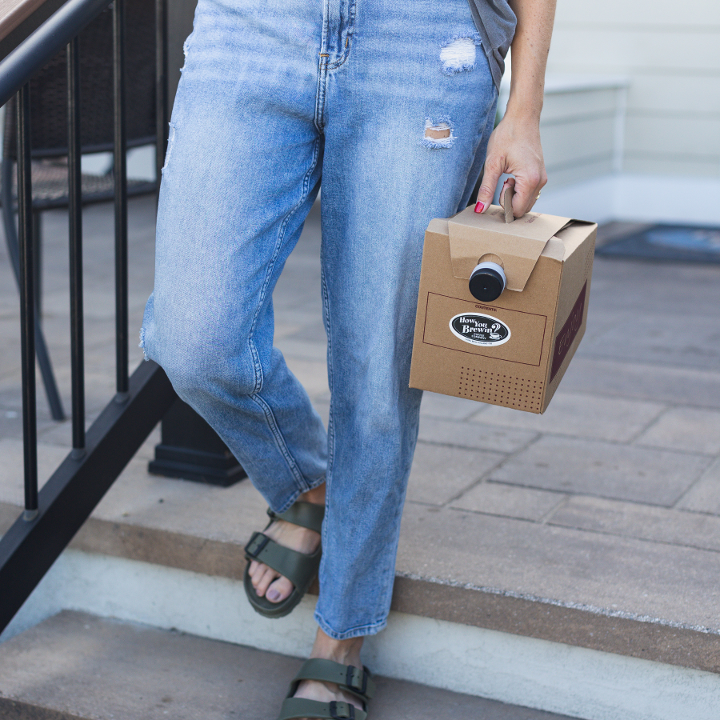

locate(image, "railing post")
[[149, 399, 246, 487], [68, 35, 85, 456], [155, 0, 168, 185], [113, 0, 128, 399], [17, 83, 38, 521]]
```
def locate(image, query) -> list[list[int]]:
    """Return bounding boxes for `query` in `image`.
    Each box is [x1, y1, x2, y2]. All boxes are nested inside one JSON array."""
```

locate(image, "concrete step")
[[2, 447, 720, 720], [2, 202, 720, 719], [0, 611, 577, 720], [2, 431, 720, 677]]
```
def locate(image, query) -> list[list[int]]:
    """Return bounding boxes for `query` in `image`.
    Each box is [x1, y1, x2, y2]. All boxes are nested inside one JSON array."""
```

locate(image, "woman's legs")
[[246, 0, 498, 634], [143, 0, 498, 710], [313, 0, 498, 639], [141, 0, 329, 514]]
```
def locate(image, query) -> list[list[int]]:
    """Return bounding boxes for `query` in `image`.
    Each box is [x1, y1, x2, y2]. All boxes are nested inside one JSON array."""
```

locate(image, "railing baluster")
[[0, 0, 184, 637], [67, 36, 85, 455], [113, 0, 128, 399], [17, 84, 38, 521], [155, 0, 168, 183]]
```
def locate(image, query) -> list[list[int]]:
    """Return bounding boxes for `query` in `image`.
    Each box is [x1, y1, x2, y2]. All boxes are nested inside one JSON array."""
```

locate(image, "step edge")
[[391, 575, 720, 675], [0, 696, 86, 720], [3, 501, 719, 674]]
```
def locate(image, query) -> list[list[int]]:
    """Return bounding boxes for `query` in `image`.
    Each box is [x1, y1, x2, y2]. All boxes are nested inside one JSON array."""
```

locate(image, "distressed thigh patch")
[[162, 122, 177, 171], [440, 34, 481, 74], [421, 117, 455, 149]]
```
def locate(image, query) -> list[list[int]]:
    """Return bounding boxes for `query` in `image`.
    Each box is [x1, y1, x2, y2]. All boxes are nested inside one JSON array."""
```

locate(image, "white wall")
[[547, 0, 720, 180], [507, 0, 720, 224]]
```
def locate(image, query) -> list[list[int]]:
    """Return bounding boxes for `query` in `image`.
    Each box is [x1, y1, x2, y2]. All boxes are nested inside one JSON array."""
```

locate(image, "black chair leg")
[[32, 209, 41, 317], [33, 319, 65, 421], [1, 159, 66, 421]]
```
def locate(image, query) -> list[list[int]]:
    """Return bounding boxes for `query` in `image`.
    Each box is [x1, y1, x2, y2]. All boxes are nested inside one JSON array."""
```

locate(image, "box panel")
[[458, 366, 545, 413], [422, 293, 548, 367], [409, 209, 596, 415]]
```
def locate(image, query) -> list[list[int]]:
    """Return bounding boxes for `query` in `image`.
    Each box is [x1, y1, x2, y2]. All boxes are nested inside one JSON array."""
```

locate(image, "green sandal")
[[277, 658, 375, 720], [243, 501, 324, 619]]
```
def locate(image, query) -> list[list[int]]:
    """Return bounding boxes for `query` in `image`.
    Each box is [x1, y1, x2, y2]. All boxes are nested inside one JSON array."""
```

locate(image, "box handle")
[[504, 185, 514, 224]]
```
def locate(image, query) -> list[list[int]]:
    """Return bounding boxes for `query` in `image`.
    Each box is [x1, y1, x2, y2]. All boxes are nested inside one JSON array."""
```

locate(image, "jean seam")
[[244, 135, 322, 494], [247, 135, 322, 394], [318, 263, 335, 574], [248, 392, 307, 491], [320, 265, 335, 481], [468, 86, 498, 172], [315, 0, 330, 130], [326, 0, 356, 70]]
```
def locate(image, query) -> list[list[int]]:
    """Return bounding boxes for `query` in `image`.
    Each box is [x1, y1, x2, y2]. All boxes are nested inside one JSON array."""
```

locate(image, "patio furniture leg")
[[1, 158, 66, 421]]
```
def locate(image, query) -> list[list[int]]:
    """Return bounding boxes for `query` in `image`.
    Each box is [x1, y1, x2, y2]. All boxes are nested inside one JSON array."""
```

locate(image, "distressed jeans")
[[140, 0, 498, 639]]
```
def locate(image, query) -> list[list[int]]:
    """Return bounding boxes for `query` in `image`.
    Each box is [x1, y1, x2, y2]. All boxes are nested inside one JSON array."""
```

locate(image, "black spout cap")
[[469, 262, 506, 303]]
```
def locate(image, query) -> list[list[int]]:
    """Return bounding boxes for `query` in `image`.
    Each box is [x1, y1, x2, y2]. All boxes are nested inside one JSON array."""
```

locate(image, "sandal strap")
[[277, 698, 367, 720], [244, 532, 320, 590], [268, 501, 325, 534], [290, 659, 375, 702]]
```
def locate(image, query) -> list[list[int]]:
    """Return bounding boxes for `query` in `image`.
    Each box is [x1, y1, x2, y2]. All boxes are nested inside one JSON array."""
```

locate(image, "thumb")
[[474, 158, 504, 214]]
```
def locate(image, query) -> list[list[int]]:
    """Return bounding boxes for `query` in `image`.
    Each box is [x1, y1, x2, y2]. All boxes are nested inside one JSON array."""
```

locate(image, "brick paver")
[[418, 416, 538, 453], [676, 457, 720, 514], [472, 390, 665, 443], [407, 442, 504, 506], [450, 481, 565, 521], [548, 495, 720, 553], [488, 435, 710, 505], [635, 407, 720, 455]]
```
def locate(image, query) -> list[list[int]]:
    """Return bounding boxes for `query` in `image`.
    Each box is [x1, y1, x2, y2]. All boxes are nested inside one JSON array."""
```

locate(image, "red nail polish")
[[474, 201, 484, 213]]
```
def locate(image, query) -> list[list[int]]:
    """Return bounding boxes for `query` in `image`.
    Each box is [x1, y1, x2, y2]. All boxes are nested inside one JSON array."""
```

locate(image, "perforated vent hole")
[[458, 367, 543, 412]]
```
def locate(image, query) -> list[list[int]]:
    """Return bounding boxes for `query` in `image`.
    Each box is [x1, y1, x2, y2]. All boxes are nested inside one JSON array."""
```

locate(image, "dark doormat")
[[596, 225, 720, 264]]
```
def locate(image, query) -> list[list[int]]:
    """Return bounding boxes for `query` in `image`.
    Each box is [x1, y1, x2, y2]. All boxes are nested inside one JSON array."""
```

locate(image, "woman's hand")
[[475, 111, 547, 217], [474, 0, 557, 218]]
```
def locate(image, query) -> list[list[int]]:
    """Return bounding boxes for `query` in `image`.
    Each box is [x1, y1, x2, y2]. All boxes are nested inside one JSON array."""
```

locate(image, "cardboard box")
[[409, 203, 597, 414]]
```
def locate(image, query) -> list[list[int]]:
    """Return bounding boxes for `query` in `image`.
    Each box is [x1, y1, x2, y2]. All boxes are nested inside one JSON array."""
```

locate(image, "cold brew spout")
[[469, 261, 506, 302]]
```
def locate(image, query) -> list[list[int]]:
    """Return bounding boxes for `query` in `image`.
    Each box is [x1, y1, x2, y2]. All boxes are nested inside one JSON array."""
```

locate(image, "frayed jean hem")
[[273, 474, 326, 515], [314, 611, 388, 640]]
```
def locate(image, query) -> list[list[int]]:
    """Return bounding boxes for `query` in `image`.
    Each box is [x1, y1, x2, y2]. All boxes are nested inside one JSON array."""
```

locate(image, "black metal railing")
[[0, 0, 176, 633]]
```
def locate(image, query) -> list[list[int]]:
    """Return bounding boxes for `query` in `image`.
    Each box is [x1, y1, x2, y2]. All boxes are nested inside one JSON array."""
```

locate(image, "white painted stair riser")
[[3, 550, 720, 720]]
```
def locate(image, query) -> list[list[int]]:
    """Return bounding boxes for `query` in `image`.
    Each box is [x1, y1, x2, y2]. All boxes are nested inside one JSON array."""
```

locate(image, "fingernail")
[[474, 201, 484, 214], [267, 589, 281, 602]]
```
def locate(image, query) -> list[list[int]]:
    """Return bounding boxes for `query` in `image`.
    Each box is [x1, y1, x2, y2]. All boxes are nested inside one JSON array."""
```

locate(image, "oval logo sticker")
[[449, 313, 511, 346]]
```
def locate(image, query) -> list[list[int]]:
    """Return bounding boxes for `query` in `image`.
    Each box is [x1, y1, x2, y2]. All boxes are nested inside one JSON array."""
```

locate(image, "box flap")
[[448, 204, 572, 291]]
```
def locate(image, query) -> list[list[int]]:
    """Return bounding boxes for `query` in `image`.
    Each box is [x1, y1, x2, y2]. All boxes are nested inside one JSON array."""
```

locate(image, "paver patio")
[[1, 193, 720, 695]]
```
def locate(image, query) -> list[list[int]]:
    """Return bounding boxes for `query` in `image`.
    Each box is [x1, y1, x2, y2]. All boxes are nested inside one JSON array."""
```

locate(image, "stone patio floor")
[[1, 194, 720, 668]]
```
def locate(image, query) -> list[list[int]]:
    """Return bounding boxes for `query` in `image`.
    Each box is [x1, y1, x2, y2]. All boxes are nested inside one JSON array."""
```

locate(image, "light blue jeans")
[[141, 0, 497, 639]]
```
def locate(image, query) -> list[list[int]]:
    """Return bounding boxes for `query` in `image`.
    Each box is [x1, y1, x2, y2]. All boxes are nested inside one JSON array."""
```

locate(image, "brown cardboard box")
[[409, 203, 597, 414]]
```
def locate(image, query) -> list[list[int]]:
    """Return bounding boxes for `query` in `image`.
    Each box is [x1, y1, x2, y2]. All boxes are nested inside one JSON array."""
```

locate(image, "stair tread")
[[0, 611, 576, 720], [1, 200, 720, 675], [2, 440, 720, 674]]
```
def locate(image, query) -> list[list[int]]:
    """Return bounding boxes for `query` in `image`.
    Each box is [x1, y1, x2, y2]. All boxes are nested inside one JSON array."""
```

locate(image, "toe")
[[248, 559, 260, 578], [255, 566, 280, 597], [249, 561, 266, 588], [266, 575, 294, 603]]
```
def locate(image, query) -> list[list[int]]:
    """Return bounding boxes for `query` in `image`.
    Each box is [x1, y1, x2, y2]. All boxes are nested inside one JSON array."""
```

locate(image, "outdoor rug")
[[596, 224, 720, 264]]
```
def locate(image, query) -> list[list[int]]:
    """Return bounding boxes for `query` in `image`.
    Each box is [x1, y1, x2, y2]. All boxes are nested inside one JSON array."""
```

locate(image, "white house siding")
[[522, 1, 720, 223], [536, 80, 625, 189], [547, 0, 720, 180]]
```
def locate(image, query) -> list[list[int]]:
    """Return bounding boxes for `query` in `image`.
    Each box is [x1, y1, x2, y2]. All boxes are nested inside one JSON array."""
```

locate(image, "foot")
[[248, 484, 325, 604], [292, 629, 365, 719]]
